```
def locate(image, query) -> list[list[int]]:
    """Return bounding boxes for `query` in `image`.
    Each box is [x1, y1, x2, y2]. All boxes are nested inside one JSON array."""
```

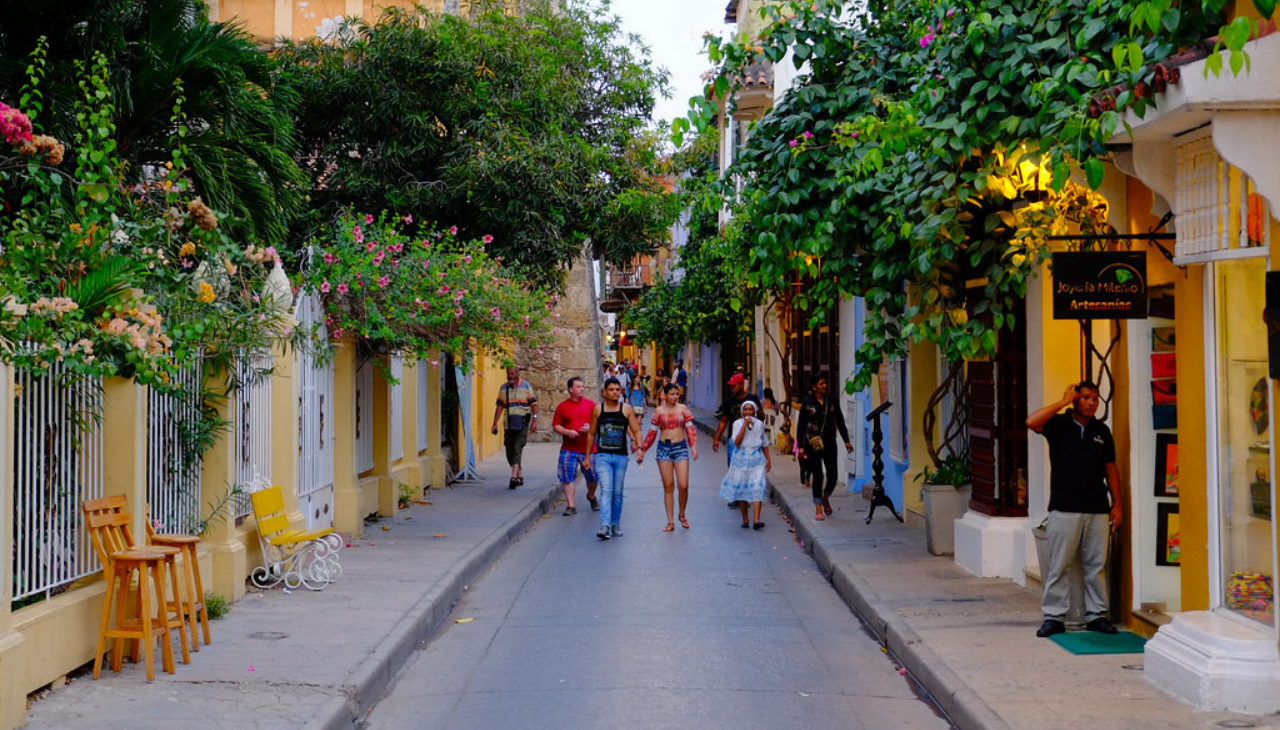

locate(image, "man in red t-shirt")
[[552, 376, 599, 515]]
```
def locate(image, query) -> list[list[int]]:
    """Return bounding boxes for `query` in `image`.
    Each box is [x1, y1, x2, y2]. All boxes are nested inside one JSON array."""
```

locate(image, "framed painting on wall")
[[1154, 433, 1179, 497], [1156, 502, 1181, 566]]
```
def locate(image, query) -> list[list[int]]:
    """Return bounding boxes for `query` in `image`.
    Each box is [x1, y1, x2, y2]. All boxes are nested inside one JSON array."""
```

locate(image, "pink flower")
[[182, 259, 194, 268], [448, 226, 458, 235], [789, 139, 798, 147], [323, 252, 336, 265], [404, 214, 413, 224], [920, 32, 935, 48], [337, 283, 349, 294], [372, 252, 385, 265], [378, 275, 390, 289], [366, 241, 377, 253], [463, 255, 472, 264], [491, 307, 501, 319], [802, 131, 813, 139], [365, 214, 374, 224], [454, 307, 463, 319], [333, 328, 344, 339], [391, 243, 404, 253], [482, 234, 494, 244], [353, 226, 364, 243], [321, 281, 331, 293], [438, 285, 450, 295]]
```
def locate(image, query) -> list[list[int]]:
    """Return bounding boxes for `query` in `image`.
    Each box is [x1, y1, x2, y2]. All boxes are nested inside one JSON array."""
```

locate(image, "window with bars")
[[1175, 134, 1270, 262]]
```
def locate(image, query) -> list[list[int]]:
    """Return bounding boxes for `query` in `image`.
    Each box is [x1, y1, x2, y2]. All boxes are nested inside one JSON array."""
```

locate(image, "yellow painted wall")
[[211, 0, 447, 42], [1177, 266, 1210, 611]]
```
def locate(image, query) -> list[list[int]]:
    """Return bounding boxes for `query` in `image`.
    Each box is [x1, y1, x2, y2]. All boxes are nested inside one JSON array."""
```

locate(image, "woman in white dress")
[[719, 401, 772, 529]]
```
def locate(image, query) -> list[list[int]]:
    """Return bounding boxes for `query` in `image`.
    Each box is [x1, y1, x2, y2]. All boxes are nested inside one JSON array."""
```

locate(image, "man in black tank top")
[[586, 377, 644, 540]]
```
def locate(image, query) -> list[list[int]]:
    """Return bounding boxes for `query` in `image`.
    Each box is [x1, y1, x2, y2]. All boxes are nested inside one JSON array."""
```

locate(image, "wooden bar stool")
[[146, 512, 211, 652], [93, 547, 174, 681], [83, 498, 191, 672]]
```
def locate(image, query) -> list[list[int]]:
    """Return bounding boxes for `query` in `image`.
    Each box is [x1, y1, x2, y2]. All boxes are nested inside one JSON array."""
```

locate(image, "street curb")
[[765, 477, 1011, 730], [301, 483, 563, 730]]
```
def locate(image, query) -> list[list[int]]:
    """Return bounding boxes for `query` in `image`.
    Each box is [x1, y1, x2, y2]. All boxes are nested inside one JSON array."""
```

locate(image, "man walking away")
[[491, 366, 537, 489], [1026, 381, 1123, 638]]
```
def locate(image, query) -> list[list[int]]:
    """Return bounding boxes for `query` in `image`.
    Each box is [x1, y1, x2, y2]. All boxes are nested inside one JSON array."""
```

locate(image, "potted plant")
[[916, 454, 971, 556]]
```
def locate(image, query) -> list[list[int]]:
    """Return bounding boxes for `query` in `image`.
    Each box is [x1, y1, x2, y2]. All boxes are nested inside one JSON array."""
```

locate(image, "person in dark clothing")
[[795, 374, 853, 521], [1026, 381, 1123, 638]]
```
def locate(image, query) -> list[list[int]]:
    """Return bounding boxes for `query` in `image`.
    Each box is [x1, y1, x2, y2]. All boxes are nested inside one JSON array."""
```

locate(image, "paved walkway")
[[21, 417, 1280, 730]]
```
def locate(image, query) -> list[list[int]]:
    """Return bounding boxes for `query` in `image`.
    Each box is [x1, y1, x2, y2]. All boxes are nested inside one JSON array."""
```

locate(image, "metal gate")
[[147, 359, 203, 534], [233, 351, 273, 521], [295, 293, 336, 530]]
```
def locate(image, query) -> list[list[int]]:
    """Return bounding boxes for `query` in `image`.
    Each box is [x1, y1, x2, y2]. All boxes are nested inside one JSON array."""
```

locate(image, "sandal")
[[815, 511, 826, 521], [679, 515, 690, 529], [662, 523, 675, 532], [822, 498, 833, 516], [563, 507, 577, 516]]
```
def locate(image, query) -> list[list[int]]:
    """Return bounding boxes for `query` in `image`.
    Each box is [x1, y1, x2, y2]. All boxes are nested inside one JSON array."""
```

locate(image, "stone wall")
[[518, 252, 602, 442]]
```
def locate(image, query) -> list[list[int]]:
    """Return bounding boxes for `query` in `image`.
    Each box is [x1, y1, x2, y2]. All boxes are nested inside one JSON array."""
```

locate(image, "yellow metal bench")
[[248, 482, 343, 591]]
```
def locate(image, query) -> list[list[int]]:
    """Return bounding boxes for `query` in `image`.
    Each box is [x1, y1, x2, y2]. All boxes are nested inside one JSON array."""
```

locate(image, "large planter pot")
[[921, 482, 972, 556], [1032, 527, 1086, 626]]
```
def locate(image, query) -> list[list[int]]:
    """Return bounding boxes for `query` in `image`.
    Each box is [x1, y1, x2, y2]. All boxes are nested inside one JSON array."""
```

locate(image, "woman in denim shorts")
[[639, 384, 699, 531]]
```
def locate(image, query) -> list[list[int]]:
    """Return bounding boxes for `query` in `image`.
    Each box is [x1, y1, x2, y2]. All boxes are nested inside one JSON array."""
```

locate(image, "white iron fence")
[[295, 293, 336, 530], [146, 359, 204, 534], [233, 351, 273, 519], [11, 364, 103, 603], [1175, 134, 1271, 261], [389, 355, 403, 462], [417, 362, 429, 454], [355, 360, 374, 474]]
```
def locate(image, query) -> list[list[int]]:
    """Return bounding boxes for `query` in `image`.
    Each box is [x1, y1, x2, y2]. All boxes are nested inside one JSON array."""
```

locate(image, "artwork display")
[[1156, 502, 1181, 566], [1154, 433, 1178, 497]]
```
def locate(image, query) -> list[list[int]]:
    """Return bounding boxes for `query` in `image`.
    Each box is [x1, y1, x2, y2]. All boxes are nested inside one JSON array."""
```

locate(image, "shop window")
[[1212, 257, 1275, 627]]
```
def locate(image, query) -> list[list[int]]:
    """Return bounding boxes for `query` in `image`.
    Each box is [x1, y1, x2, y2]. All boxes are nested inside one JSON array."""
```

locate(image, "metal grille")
[[388, 355, 404, 462], [11, 364, 103, 602], [295, 294, 335, 498], [146, 359, 203, 534], [355, 360, 375, 474], [417, 362, 429, 454], [1175, 135, 1271, 260], [233, 351, 273, 519]]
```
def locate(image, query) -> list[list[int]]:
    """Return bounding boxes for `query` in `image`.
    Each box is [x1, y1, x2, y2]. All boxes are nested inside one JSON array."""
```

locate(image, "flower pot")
[[921, 482, 971, 556], [1032, 527, 1086, 626]]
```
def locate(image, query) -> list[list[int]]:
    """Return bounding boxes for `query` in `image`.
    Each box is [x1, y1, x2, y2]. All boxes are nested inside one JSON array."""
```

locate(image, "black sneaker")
[[596, 527, 611, 540], [563, 507, 577, 516], [508, 478, 519, 490], [1035, 619, 1066, 638], [610, 525, 623, 537], [1086, 617, 1119, 634]]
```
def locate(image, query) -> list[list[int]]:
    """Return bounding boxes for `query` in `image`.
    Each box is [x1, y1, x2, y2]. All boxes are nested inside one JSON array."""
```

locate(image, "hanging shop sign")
[[1052, 251, 1148, 320]]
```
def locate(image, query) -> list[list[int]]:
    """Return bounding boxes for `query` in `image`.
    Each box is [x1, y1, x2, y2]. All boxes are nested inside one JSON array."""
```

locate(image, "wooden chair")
[[146, 509, 212, 652], [82, 497, 191, 678], [248, 483, 343, 591]]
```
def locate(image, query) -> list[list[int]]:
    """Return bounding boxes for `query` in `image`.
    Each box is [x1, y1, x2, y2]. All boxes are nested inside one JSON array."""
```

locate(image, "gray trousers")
[[1042, 511, 1109, 622]]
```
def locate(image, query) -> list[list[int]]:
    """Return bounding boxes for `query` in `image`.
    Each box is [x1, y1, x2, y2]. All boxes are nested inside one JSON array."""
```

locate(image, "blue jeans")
[[595, 452, 629, 528]]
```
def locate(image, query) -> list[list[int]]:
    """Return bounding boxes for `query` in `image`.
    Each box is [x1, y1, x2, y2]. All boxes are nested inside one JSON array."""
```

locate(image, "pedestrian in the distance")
[[490, 366, 537, 489], [795, 374, 854, 521], [639, 383, 698, 531], [674, 361, 688, 403], [551, 376, 599, 516], [720, 401, 771, 529], [1026, 380, 1123, 638], [626, 373, 647, 422], [587, 377, 644, 539]]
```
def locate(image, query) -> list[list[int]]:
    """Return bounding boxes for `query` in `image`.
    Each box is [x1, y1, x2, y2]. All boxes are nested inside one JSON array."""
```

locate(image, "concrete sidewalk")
[[22, 443, 571, 730], [686, 407, 1278, 730]]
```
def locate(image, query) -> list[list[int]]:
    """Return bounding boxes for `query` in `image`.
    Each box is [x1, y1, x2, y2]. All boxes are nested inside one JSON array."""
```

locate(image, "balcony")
[[600, 261, 655, 313]]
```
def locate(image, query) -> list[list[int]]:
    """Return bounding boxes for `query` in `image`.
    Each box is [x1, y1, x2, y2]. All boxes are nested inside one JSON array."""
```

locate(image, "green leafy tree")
[[275, 0, 674, 286], [684, 0, 1260, 392]]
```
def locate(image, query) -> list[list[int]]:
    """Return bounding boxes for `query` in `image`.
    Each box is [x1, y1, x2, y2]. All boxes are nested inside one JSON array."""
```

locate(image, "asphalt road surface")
[[365, 449, 954, 730]]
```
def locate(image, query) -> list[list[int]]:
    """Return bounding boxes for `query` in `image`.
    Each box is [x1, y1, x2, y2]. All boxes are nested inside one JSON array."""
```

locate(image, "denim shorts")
[[656, 439, 690, 463]]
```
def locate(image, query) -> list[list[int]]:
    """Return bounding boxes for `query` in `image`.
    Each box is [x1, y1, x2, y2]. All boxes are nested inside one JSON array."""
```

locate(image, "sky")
[[604, 0, 737, 126]]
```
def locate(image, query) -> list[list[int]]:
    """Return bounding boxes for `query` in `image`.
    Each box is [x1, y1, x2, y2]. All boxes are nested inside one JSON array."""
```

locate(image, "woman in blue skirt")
[[720, 401, 772, 529]]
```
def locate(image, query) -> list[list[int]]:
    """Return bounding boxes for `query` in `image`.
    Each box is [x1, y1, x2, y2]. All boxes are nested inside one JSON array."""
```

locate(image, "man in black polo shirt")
[[1026, 381, 1123, 638]]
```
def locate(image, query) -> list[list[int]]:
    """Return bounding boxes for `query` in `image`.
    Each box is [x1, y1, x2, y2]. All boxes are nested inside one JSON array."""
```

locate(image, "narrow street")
[[364, 450, 953, 730]]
